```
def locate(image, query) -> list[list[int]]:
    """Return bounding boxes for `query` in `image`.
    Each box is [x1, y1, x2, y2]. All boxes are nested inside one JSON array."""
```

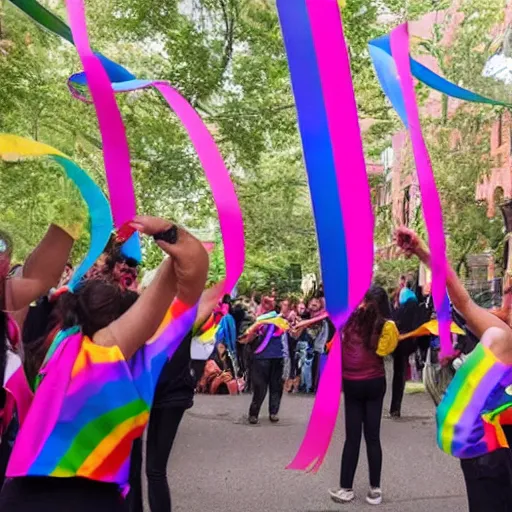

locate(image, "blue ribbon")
[[52, 155, 113, 290], [277, 0, 348, 317], [369, 33, 510, 115]]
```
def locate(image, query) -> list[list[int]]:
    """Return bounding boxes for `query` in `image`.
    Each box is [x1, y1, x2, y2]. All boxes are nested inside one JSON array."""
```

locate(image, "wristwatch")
[[153, 225, 179, 245]]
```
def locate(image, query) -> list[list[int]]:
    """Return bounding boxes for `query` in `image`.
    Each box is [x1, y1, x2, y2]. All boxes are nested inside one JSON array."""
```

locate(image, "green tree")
[[0, 0, 408, 289], [371, 0, 508, 283]]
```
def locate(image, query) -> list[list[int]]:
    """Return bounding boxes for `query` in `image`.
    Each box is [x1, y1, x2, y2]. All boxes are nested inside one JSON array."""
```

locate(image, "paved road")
[[162, 383, 468, 512]]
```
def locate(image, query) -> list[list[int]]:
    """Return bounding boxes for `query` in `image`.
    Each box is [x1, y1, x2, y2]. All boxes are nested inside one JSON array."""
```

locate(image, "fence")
[[463, 277, 503, 309]]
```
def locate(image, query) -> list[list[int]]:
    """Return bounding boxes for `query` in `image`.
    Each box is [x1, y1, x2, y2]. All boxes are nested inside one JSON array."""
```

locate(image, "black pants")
[[390, 339, 416, 415], [128, 406, 186, 512], [340, 377, 386, 489], [312, 352, 321, 393], [0, 477, 126, 512], [460, 449, 512, 512], [249, 358, 284, 418], [243, 346, 253, 393], [190, 360, 206, 387], [0, 416, 18, 491]]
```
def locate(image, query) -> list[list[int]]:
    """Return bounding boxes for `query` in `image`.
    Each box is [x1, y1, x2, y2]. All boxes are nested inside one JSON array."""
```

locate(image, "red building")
[[374, 3, 512, 283], [383, 3, 512, 224]]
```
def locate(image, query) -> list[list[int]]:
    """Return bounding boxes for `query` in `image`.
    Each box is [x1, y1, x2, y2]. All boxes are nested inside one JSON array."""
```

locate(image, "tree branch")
[[219, 0, 235, 80]]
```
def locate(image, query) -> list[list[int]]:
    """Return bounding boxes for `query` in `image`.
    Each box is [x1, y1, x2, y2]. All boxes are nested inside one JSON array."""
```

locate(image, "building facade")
[[383, 4, 512, 225]]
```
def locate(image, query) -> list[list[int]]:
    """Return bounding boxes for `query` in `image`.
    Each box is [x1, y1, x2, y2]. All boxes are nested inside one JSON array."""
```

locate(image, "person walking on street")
[[241, 296, 287, 424]]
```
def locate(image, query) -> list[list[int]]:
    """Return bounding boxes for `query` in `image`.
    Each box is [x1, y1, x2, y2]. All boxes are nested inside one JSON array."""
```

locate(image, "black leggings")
[[390, 339, 416, 415], [0, 477, 126, 511], [460, 449, 512, 512], [340, 377, 386, 489], [249, 358, 284, 418], [128, 406, 186, 512]]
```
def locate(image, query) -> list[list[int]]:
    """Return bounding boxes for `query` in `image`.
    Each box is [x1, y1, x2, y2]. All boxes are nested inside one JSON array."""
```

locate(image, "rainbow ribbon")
[[8, 0, 140, 261], [369, 25, 452, 357], [0, 135, 112, 290], [437, 341, 512, 458], [277, 0, 373, 471], [9, 0, 244, 296]]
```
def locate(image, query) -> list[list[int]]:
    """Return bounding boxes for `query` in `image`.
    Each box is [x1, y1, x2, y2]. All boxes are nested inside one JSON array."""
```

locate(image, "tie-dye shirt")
[[6, 300, 198, 491]]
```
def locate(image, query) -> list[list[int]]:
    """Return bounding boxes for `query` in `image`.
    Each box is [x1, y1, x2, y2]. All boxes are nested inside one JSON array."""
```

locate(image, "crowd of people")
[[190, 292, 336, 400], [0, 216, 509, 512]]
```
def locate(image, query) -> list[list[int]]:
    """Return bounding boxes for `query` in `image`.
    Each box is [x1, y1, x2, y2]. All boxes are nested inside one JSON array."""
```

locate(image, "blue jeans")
[[301, 359, 313, 392]]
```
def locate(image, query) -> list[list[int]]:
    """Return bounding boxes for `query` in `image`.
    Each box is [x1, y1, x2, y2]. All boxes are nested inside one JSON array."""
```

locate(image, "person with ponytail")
[[0, 216, 209, 512], [329, 286, 399, 506]]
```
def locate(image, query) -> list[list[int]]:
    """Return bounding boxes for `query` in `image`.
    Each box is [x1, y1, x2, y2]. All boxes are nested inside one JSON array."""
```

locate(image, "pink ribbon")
[[5, 367, 32, 427], [65, 0, 244, 295], [65, 0, 136, 236], [390, 25, 451, 356], [286, 0, 373, 472]]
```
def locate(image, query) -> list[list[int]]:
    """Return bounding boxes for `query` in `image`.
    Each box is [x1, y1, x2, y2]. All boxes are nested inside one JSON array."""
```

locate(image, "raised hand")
[[393, 226, 430, 265], [129, 215, 173, 236]]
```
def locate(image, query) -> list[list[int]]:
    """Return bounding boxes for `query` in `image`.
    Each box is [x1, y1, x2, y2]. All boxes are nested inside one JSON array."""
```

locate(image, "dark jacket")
[[153, 332, 195, 409]]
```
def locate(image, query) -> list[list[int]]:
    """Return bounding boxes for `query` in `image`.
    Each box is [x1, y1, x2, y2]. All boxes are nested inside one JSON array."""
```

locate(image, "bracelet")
[[153, 225, 178, 245]]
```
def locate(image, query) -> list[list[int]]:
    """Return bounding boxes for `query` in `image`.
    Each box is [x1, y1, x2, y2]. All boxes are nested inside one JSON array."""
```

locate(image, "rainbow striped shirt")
[[437, 341, 512, 459], [6, 300, 198, 490]]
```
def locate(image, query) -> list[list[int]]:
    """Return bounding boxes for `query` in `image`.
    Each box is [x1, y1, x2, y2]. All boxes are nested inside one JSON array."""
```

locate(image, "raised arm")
[[5, 225, 74, 312], [394, 226, 510, 343], [195, 282, 224, 330], [94, 216, 209, 359]]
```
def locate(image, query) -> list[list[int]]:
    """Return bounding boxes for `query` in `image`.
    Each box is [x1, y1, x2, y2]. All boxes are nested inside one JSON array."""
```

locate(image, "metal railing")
[[463, 277, 503, 309]]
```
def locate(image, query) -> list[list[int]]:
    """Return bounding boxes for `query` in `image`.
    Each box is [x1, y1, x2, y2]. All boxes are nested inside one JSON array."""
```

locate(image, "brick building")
[[382, 3, 512, 225], [374, 3, 512, 284]]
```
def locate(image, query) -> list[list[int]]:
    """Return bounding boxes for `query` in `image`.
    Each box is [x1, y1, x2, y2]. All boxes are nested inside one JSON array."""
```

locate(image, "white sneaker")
[[366, 487, 382, 505], [329, 488, 355, 503]]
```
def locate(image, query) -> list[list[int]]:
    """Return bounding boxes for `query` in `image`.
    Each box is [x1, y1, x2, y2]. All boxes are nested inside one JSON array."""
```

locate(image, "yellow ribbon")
[[399, 320, 465, 341], [0, 134, 65, 160], [0, 135, 84, 240]]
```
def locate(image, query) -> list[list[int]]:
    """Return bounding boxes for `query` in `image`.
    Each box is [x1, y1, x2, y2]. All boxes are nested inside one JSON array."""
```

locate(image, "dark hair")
[[308, 297, 321, 307], [315, 284, 325, 299], [104, 242, 138, 270], [343, 287, 388, 352], [59, 281, 138, 336], [24, 281, 138, 386], [368, 285, 392, 320]]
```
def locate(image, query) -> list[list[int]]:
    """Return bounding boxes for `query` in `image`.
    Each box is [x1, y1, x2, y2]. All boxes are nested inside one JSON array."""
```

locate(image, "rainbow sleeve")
[[437, 341, 512, 459]]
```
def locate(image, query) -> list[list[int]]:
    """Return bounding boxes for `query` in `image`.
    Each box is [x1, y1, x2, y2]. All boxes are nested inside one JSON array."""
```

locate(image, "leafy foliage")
[[0, 0, 402, 289], [0, 0, 506, 293]]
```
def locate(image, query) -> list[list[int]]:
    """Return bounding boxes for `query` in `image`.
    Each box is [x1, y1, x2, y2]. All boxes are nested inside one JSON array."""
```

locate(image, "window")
[[498, 114, 503, 147], [494, 186, 505, 217], [402, 186, 411, 226]]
